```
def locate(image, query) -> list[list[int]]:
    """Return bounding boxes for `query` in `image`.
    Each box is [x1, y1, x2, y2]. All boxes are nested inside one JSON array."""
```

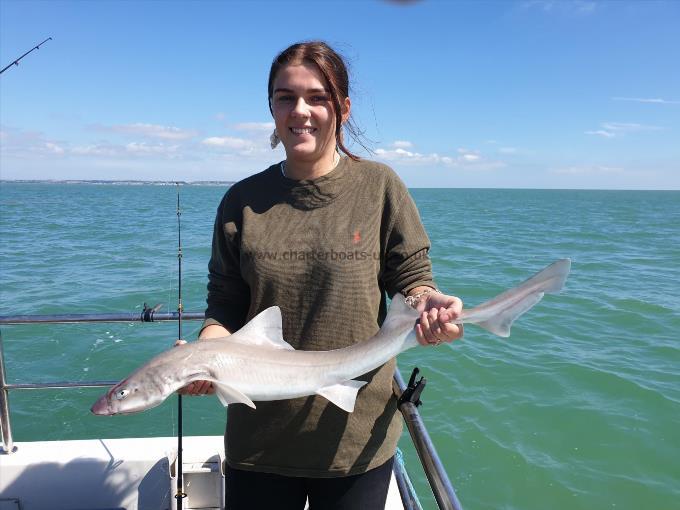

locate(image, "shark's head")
[[90, 373, 165, 416]]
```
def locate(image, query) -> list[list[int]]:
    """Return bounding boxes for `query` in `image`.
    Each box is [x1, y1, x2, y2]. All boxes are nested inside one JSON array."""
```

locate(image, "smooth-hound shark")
[[91, 259, 571, 416]]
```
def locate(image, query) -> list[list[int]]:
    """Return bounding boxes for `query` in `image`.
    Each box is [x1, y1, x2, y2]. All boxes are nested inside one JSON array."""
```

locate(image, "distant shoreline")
[[1, 180, 677, 192]]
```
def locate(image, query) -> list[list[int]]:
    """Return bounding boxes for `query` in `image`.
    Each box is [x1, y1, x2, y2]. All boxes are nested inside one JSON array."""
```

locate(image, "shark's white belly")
[[209, 348, 368, 401]]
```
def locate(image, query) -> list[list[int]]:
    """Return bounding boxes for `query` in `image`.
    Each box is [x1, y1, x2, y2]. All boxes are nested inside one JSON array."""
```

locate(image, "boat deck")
[[0, 435, 405, 510]]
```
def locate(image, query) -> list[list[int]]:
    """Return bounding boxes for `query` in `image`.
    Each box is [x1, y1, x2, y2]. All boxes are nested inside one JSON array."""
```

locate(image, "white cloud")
[[0, 126, 69, 158], [202, 122, 276, 156], [1, 121, 279, 181], [202, 136, 254, 150], [200, 135, 271, 157], [392, 140, 413, 149], [482, 141, 525, 155], [69, 141, 180, 158], [612, 97, 680, 105], [233, 122, 275, 132], [374, 144, 503, 170], [457, 148, 481, 162], [125, 142, 180, 156], [71, 143, 121, 157], [585, 130, 616, 138], [102, 123, 198, 140], [456, 148, 479, 157], [375, 147, 432, 162], [45, 142, 65, 155], [602, 122, 661, 132], [2, 118, 274, 171], [586, 122, 661, 138]]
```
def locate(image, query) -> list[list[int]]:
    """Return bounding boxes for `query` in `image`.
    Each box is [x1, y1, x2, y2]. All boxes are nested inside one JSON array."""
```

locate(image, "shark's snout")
[[90, 394, 113, 415]]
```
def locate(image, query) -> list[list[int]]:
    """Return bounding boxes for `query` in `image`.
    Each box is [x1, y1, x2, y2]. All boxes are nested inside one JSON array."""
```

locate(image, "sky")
[[0, 0, 678, 189]]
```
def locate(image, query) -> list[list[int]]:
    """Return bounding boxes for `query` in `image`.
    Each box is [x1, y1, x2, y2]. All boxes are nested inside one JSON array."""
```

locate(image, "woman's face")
[[271, 63, 349, 166]]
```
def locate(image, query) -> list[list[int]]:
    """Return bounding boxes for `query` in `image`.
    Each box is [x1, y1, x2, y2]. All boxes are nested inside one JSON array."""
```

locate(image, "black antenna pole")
[[175, 183, 187, 507], [0, 37, 52, 75]]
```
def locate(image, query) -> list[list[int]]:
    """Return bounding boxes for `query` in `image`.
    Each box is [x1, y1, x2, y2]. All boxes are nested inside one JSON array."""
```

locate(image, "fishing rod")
[[174, 183, 187, 506], [0, 37, 52, 75]]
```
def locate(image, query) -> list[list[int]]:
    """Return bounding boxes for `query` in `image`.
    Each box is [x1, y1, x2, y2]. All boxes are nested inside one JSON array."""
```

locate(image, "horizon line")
[[1, 179, 678, 192]]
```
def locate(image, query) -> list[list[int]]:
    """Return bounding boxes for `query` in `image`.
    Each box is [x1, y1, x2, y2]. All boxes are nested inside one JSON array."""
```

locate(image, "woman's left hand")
[[413, 291, 464, 346]]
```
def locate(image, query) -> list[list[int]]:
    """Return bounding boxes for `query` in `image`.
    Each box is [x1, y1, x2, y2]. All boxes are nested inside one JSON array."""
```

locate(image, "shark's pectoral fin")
[[316, 380, 368, 413], [202, 377, 256, 409]]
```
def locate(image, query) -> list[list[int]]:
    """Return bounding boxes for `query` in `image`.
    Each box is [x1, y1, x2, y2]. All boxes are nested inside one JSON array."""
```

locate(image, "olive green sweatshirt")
[[203, 157, 434, 477]]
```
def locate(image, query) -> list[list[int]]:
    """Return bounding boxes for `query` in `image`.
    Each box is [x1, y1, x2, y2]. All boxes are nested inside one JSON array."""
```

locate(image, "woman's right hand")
[[174, 339, 215, 395]]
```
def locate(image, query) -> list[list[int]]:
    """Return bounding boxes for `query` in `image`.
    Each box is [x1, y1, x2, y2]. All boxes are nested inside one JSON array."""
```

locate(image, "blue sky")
[[1, 0, 678, 189]]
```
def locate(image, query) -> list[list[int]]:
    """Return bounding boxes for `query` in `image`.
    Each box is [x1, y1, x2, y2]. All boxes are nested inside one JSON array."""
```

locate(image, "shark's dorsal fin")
[[227, 306, 294, 350]]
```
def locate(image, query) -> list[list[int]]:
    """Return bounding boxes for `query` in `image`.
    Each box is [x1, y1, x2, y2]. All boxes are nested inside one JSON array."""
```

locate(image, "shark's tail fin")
[[457, 259, 571, 337]]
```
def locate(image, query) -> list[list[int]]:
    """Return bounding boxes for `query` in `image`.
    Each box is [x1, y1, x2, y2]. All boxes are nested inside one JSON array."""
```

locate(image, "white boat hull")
[[0, 435, 405, 510]]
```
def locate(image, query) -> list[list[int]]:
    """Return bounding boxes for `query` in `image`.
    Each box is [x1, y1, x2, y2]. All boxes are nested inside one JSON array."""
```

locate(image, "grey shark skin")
[[91, 259, 570, 416]]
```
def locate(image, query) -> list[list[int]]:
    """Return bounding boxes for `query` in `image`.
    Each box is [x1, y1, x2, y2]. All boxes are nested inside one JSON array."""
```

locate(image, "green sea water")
[[1, 183, 678, 509]]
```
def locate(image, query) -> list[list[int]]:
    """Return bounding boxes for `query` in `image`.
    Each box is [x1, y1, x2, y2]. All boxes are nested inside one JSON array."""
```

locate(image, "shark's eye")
[[115, 389, 130, 400]]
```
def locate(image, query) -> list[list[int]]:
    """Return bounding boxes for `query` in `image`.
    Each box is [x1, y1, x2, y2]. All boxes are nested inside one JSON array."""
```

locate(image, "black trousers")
[[225, 456, 395, 510]]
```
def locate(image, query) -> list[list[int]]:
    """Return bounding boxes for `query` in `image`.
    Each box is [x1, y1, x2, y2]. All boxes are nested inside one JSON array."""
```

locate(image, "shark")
[[91, 259, 570, 416]]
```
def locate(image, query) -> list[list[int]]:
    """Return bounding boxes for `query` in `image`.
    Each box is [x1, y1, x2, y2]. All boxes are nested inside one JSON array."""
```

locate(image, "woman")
[[181, 41, 463, 509]]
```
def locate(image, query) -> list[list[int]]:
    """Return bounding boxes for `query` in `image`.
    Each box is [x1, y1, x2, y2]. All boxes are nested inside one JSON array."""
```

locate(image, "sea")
[[0, 182, 678, 510]]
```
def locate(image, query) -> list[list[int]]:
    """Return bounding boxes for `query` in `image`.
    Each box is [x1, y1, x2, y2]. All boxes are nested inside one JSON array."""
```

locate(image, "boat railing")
[[394, 370, 463, 510], [0, 310, 199, 455], [0, 310, 463, 510]]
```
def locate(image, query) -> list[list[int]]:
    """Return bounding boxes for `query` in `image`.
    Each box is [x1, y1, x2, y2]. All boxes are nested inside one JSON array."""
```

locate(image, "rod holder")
[[394, 367, 464, 510]]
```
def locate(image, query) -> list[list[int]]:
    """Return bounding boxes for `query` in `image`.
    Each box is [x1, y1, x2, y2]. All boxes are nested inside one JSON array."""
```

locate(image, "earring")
[[270, 129, 280, 149]]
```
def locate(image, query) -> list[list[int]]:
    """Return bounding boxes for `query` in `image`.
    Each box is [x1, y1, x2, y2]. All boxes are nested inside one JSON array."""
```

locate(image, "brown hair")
[[268, 41, 365, 161]]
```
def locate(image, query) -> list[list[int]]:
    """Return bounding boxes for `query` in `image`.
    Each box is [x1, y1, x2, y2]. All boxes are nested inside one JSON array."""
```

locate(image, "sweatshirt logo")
[[352, 230, 361, 245]]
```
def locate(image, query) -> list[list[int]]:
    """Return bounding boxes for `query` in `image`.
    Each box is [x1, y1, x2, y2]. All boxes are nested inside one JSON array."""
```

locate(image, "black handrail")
[[0, 311, 205, 325]]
